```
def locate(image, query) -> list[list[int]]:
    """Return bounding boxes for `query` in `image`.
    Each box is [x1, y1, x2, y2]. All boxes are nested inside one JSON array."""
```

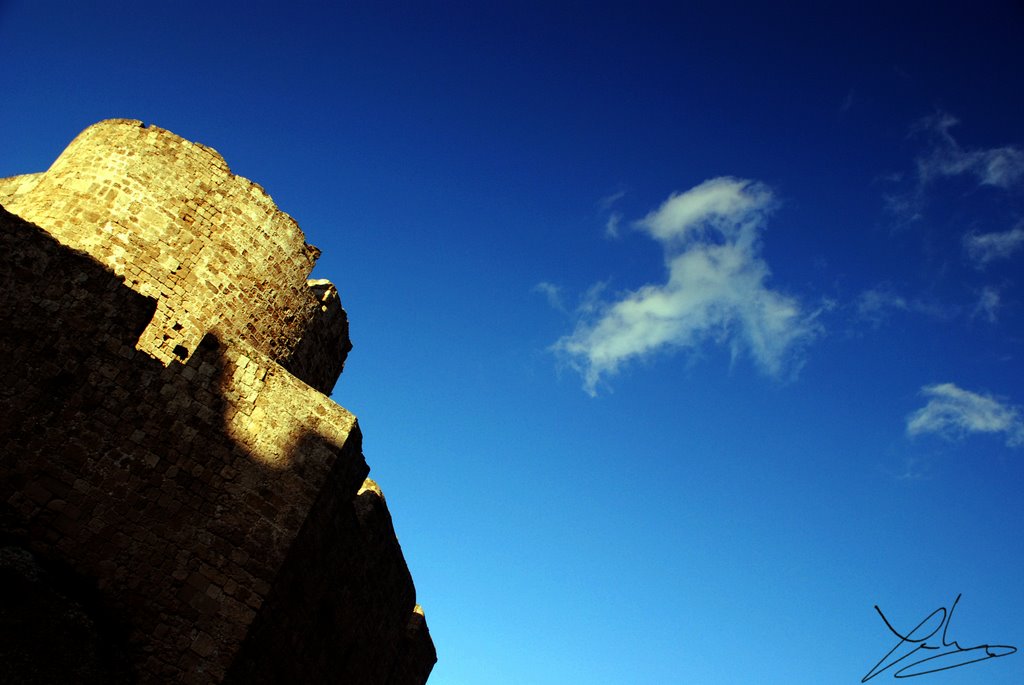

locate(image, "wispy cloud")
[[885, 112, 1024, 224], [854, 285, 959, 327], [914, 111, 1024, 189], [533, 281, 567, 313], [598, 190, 627, 238], [604, 212, 623, 238], [598, 190, 626, 210], [972, 287, 1001, 323], [964, 226, 1024, 267], [855, 286, 909, 327], [884, 454, 933, 482], [839, 88, 855, 114], [882, 191, 924, 225], [906, 382, 1024, 447], [553, 177, 822, 395]]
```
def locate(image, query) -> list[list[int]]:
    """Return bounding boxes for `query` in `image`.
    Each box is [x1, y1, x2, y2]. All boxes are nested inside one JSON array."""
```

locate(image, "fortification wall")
[[1, 120, 349, 394], [0, 122, 435, 683], [0, 172, 42, 204]]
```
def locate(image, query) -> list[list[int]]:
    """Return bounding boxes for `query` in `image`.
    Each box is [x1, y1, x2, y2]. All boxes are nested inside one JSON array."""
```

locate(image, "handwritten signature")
[[862, 594, 1016, 680]]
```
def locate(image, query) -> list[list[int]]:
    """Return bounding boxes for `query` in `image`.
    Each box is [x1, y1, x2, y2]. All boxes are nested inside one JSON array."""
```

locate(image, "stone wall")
[[1, 120, 350, 394], [0, 122, 435, 683]]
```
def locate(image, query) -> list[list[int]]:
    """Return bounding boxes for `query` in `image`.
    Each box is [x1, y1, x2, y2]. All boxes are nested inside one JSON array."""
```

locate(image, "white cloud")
[[598, 190, 627, 238], [553, 177, 821, 395], [964, 226, 1024, 267], [915, 112, 1024, 189], [886, 113, 1024, 225], [598, 190, 626, 210], [973, 287, 1000, 323], [855, 286, 909, 326], [882, 191, 924, 225], [906, 383, 1024, 447], [604, 211, 623, 238], [854, 285, 959, 326], [634, 177, 775, 244], [533, 281, 567, 313]]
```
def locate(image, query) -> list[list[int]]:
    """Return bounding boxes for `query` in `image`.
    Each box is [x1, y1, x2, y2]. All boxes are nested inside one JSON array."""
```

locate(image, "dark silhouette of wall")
[[0, 201, 434, 682]]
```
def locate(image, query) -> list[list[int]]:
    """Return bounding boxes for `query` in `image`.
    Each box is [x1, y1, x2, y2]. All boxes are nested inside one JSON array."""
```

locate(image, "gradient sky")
[[2, 2, 1024, 683]]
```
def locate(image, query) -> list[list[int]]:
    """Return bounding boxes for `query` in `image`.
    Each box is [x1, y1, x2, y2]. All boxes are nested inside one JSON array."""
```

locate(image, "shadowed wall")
[[0, 122, 435, 684]]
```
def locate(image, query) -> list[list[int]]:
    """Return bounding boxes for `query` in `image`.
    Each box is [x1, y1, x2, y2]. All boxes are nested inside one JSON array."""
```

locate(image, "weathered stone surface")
[[0, 123, 435, 684], [1, 119, 350, 394]]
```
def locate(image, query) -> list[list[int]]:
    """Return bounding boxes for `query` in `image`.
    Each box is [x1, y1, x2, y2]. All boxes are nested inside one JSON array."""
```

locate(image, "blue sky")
[[2, 2, 1024, 683]]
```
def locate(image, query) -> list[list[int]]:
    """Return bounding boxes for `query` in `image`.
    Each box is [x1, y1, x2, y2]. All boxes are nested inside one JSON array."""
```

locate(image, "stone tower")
[[0, 120, 436, 683]]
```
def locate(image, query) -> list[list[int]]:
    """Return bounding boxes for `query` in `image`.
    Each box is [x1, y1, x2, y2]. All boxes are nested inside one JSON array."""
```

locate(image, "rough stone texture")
[[0, 122, 435, 684], [0, 119, 350, 394]]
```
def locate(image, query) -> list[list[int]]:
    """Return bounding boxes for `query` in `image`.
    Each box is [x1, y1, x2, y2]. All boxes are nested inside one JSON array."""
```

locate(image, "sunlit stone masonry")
[[0, 119, 436, 684]]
